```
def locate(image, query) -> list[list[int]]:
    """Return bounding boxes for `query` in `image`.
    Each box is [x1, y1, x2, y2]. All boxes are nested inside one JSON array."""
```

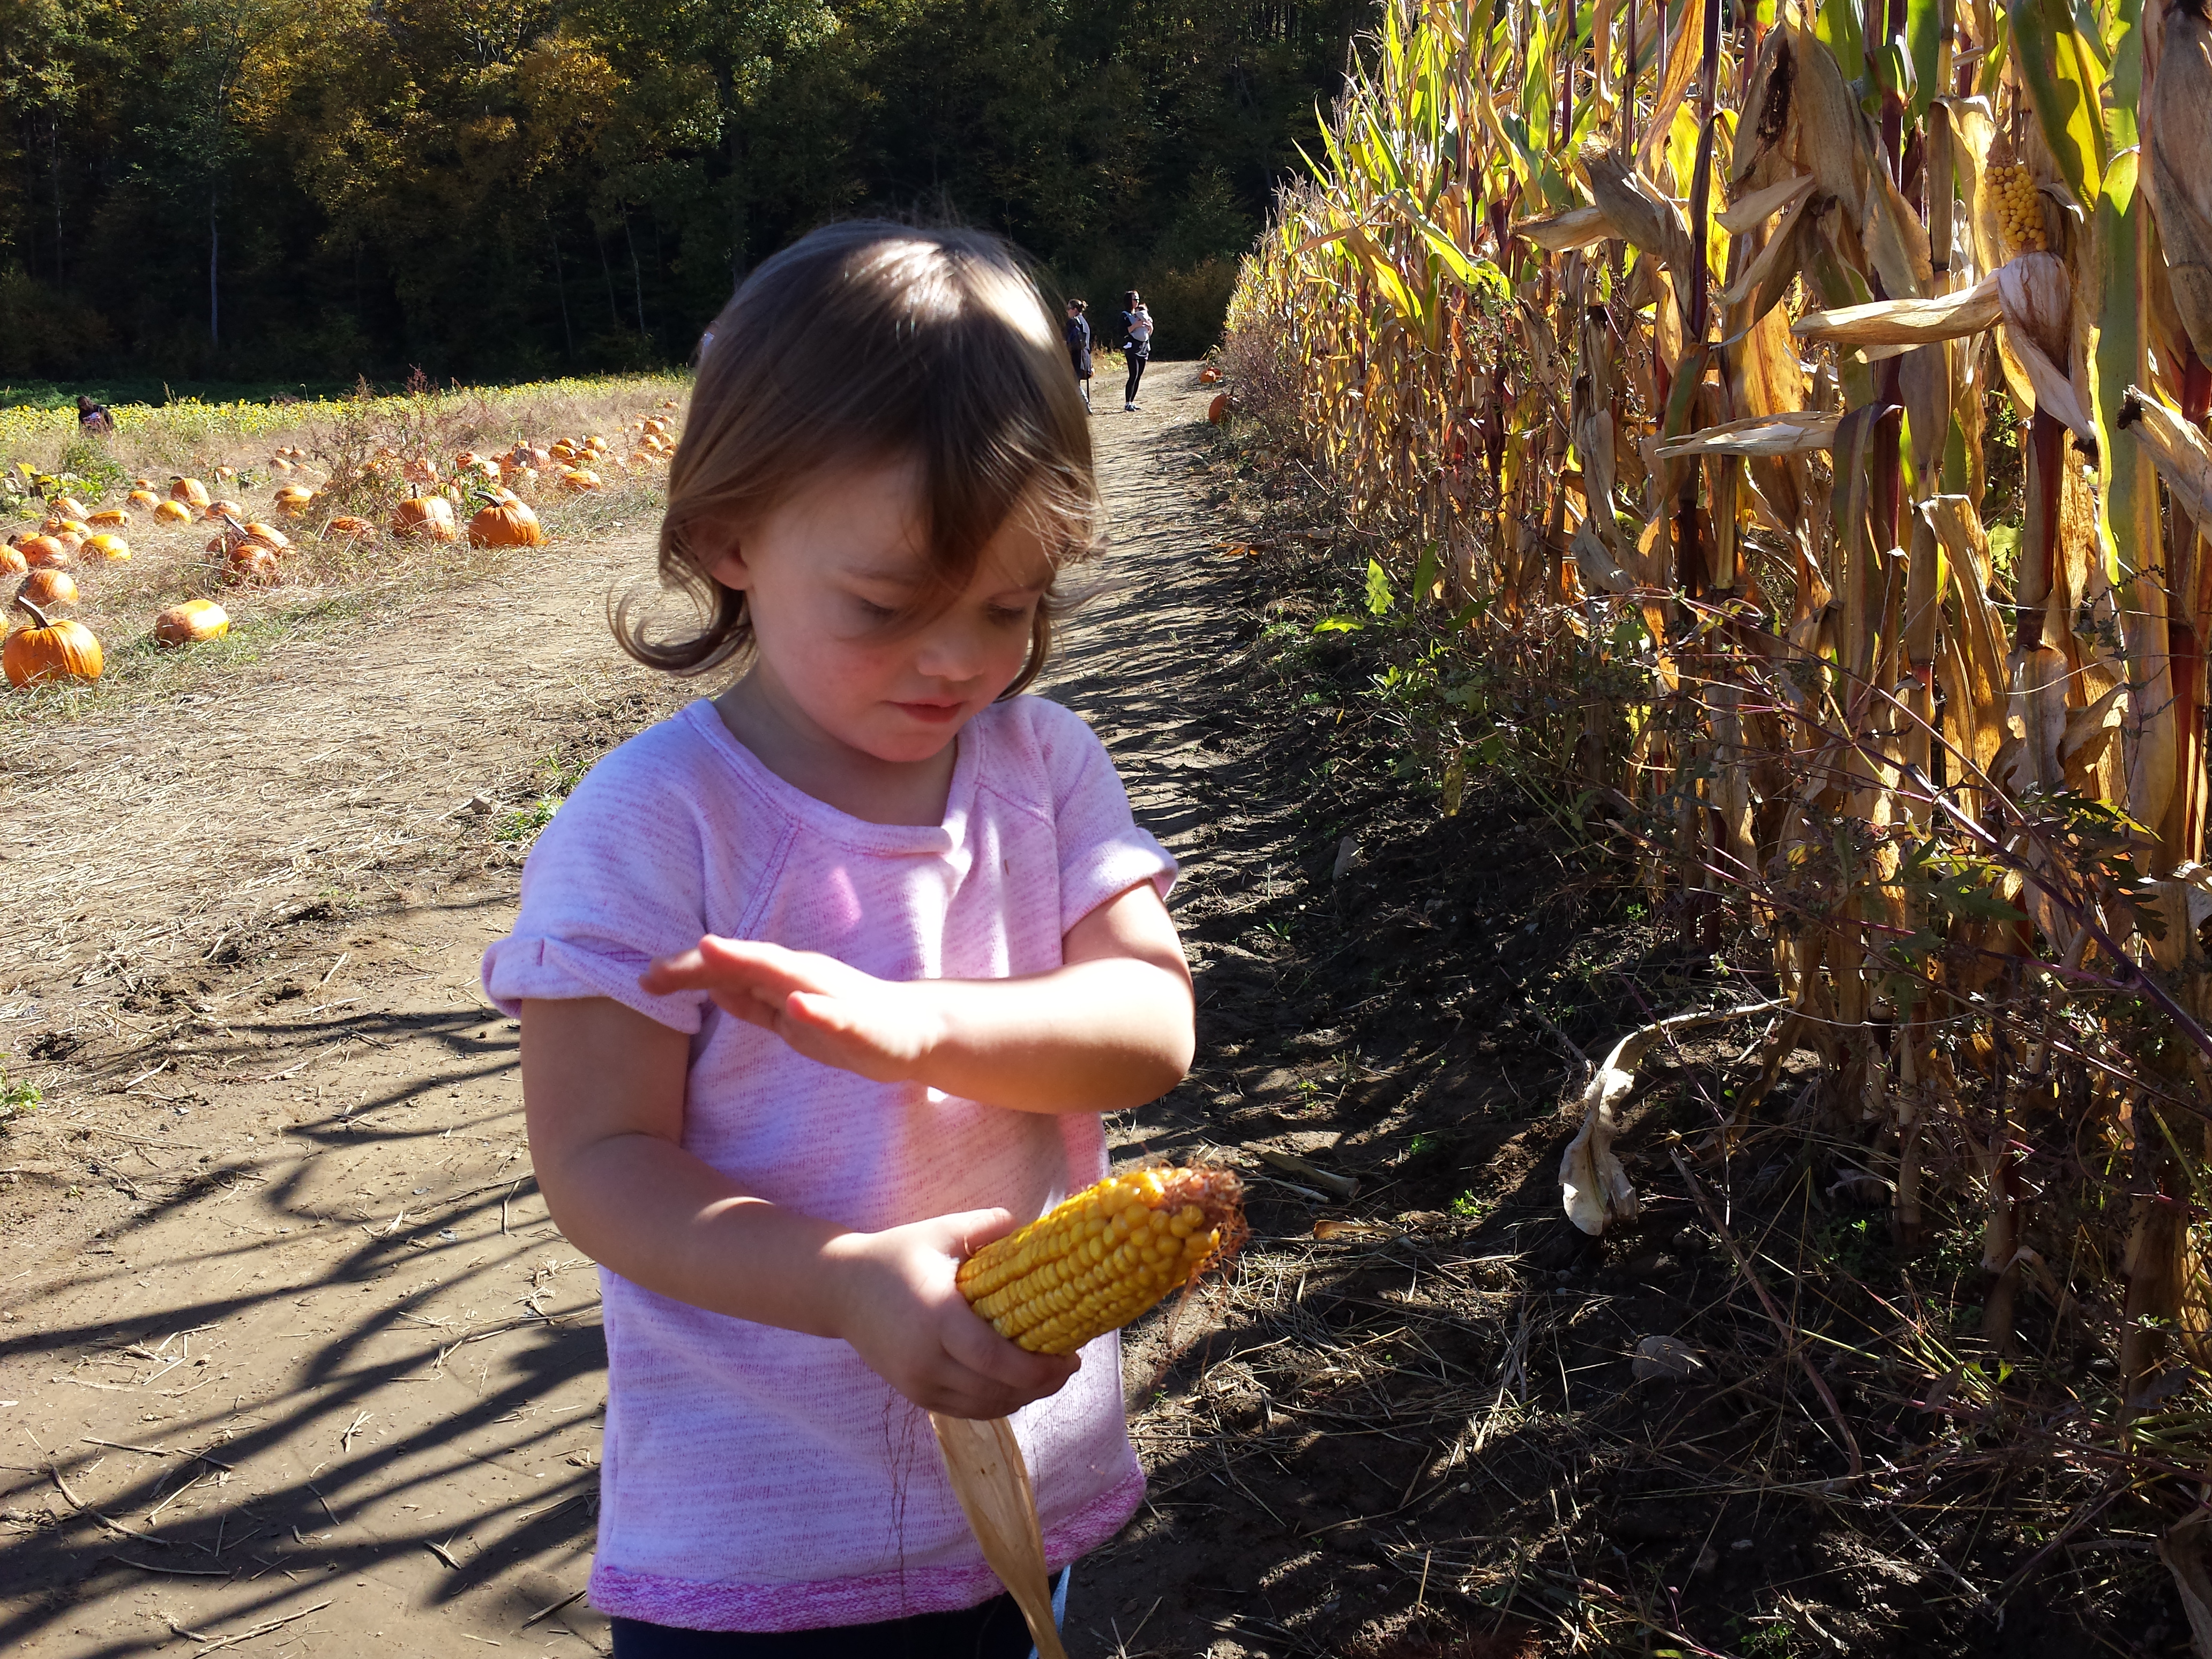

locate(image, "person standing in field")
[[75, 394, 114, 435], [483, 221, 1194, 1656], [1064, 298, 1093, 412], [1118, 290, 1152, 411]]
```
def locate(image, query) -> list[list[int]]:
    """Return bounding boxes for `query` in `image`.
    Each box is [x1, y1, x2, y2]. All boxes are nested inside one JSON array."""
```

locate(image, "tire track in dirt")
[[0, 368, 1239, 1656]]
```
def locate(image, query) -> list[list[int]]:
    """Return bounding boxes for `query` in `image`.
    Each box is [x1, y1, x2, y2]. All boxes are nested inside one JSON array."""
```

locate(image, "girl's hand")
[[641, 937, 942, 1082], [823, 1207, 1080, 1419]]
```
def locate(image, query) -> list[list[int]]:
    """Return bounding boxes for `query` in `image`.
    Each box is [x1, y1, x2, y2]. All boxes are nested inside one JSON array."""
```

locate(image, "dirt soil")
[[0, 369, 2188, 1658]]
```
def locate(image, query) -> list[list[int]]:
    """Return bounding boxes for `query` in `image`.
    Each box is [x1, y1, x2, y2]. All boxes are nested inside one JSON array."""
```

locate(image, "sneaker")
[[1125, 401, 1139, 411]]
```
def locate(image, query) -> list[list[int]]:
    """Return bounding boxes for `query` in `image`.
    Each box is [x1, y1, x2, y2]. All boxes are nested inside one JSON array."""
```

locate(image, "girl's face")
[[705, 459, 1053, 767]]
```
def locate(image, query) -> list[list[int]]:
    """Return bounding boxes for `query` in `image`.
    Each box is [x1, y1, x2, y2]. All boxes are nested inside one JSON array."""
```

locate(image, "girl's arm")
[[520, 994, 1079, 1418], [639, 879, 1193, 1114]]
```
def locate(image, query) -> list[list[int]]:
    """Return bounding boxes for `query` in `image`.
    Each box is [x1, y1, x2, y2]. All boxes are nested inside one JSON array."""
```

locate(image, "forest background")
[[0, 0, 1365, 391]]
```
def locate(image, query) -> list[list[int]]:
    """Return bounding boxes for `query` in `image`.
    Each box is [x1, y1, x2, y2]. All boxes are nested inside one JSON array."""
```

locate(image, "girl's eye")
[[853, 597, 900, 622], [987, 604, 1034, 627]]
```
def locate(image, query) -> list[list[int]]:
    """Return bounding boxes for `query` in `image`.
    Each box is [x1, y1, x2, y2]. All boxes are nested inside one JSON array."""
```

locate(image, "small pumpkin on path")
[[153, 598, 230, 646]]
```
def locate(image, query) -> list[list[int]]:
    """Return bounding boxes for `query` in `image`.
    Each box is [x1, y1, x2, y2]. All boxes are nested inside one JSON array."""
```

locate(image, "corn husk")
[[928, 1413, 1070, 1659]]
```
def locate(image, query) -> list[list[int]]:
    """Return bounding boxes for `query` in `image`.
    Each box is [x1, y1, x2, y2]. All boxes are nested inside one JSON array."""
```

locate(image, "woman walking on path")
[[1064, 298, 1093, 412], [1118, 291, 1153, 410]]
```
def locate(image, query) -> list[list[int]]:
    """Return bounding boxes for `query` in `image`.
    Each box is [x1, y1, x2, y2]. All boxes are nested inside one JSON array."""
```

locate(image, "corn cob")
[[957, 1165, 1245, 1355], [1989, 164, 2047, 253]]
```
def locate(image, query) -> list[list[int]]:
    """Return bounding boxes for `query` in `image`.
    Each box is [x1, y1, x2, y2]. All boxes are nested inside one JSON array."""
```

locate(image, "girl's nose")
[[912, 617, 989, 683]]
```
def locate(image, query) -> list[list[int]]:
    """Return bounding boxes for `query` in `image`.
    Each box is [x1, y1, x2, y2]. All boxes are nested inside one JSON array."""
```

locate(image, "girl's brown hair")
[[617, 220, 1100, 694]]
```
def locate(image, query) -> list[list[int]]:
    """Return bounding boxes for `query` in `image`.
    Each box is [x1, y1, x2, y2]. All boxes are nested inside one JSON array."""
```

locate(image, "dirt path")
[[0, 370, 1249, 1657]]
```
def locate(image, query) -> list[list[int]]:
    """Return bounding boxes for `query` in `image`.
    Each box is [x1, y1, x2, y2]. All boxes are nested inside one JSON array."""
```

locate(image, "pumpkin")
[[213, 465, 236, 481], [84, 533, 130, 562], [152, 598, 230, 646], [585, 435, 608, 453], [271, 457, 294, 474], [133, 476, 155, 490], [172, 477, 211, 506], [1199, 365, 1222, 384], [50, 496, 88, 520], [1208, 392, 1231, 424], [19, 535, 71, 569], [548, 440, 578, 462], [273, 485, 315, 514], [204, 498, 244, 521], [17, 568, 79, 609], [126, 489, 159, 510], [509, 466, 539, 488], [558, 467, 602, 492], [642, 416, 668, 436], [154, 500, 192, 525], [470, 500, 545, 548], [4, 596, 100, 686], [87, 509, 129, 528], [243, 521, 290, 550], [392, 496, 458, 540], [223, 543, 281, 586], [0, 544, 24, 577], [325, 515, 373, 537]]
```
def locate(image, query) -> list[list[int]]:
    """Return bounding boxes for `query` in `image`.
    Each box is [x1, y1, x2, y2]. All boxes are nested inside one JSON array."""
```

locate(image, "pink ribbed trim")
[[586, 1469, 1142, 1633]]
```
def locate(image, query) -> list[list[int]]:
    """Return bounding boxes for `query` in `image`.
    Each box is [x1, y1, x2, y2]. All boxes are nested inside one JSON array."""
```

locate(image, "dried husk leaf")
[[2120, 385, 2212, 522], [1997, 253, 2097, 440], [1791, 272, 2002, 345], [1586, 150, 1697, 292], [1516, 204, 1618, 251], [2144, 0, 2212, 361], [928, 1413, 1071, 1659], [1718, 171, 1818, 233], [1654, 409, 1844, 458]]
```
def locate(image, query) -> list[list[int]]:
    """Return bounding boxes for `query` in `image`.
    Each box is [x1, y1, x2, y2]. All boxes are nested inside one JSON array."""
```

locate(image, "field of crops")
[[1223, 0, 2212, 1597]]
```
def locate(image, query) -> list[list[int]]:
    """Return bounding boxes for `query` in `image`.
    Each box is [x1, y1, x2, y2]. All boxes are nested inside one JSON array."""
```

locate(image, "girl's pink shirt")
[[481, 694, 1174, 1632]]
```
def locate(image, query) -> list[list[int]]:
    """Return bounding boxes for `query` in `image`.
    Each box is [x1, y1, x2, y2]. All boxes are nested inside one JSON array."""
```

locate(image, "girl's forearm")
[[908, 955, 1193, 1112], [536, 1128, 850, 1334]]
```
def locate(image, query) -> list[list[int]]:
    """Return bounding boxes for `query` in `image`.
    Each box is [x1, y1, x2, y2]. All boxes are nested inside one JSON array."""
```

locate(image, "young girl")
[[482, 222, 1194, 1655]]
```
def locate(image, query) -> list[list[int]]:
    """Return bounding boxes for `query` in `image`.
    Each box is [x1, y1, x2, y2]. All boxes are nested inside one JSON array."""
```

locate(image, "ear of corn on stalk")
[[956, 1165, 1245, 1355]]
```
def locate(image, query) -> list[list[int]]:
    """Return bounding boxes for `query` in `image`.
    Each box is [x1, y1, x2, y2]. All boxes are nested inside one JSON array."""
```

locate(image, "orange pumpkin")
[[274, 485, 315, 515], [213, 465, 236, 481], [4, 596, 100, 686], [223, 543, 282, 586], [17, 568, 79, 609], [470, 500, 545, 548], [325, 515, 373, 537], [0, 545, 24, 577], [83, 533, 131, 562], [19, 535, 71, 570], [49, 496, 88, 520], [1199, 365, 1223, 384], [271, 456, 295, 474], [393, 496, 459, 540], [154, 500, 192, 525], [204, 498, 245, 521], [127, 489, 160, 510], [171, 477, 211, 506], [87, 509, 129, 528], [558, 467, 603, 492], [152, 598, 230, 646], [1208, 392, 1231, 424]]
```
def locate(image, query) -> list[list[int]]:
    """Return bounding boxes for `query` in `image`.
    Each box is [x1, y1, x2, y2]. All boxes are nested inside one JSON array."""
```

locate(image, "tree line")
[[0, 0, 1369, 386]]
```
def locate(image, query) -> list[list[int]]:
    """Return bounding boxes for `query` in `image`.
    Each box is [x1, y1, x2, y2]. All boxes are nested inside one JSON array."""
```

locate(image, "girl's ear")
[[693, 523, 750, 592]]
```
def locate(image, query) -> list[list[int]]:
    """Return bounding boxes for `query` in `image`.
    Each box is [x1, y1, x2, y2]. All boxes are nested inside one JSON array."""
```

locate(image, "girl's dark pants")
[[1123, 350, 1147, 403], [609, 1573, 1067, 1658]]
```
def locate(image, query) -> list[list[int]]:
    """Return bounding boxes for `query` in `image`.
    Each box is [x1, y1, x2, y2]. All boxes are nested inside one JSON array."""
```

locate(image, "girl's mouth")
[[893, 700, 965, 724]]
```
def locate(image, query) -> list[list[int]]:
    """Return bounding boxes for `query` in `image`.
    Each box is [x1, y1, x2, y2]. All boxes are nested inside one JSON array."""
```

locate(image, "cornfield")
[[1227, 0, 2212, 1447]]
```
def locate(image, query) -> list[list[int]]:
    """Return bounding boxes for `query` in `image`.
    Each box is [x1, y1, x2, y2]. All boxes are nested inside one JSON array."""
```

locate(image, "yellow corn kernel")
[[955, 1165, 1246, 1355]]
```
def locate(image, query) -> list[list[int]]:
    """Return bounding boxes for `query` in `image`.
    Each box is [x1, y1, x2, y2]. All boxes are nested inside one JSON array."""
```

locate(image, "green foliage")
[[0, 1060, 39, 1129], [0, 0, 1363, 380]]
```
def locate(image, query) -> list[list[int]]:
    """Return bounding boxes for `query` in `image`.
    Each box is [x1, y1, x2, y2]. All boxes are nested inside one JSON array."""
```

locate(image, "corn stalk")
[[1230, 0, 2212, 1498]]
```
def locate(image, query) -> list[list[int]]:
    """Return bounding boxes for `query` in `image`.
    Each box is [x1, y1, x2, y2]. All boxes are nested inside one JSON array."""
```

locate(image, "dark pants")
[[609, 1572, 1066, 1659], [1123, 352, 1147, 404]]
